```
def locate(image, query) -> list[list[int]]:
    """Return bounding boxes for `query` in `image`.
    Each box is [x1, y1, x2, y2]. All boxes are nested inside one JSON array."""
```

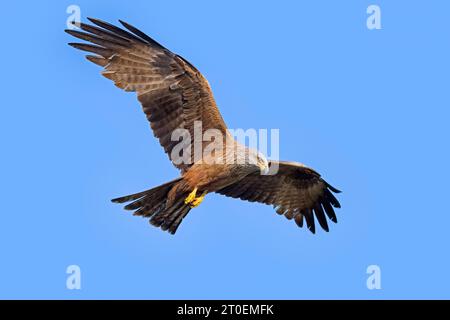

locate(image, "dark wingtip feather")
[[303, 209, 316, 234], [324, 189, 341, 208], [326, 182, 342, 193], [118, 19, 167, 50], [87, 17, 103, 25], [67, 42, 89, 51], [118, 19, 158, 45], [111, 197, 129, 203], [294, 214, 304, 228], [314, 204, 329, 232], [333, 199, 341, 209], [64, 29, 83, 37], [67, 42, 113, 58], [85, 55, 108, 67], [87, 17, 146, 43], [322, 201, 338, 224]]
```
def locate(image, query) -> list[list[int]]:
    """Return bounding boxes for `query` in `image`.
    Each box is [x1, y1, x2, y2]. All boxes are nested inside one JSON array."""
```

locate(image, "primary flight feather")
[[66, 18, 341, 234]]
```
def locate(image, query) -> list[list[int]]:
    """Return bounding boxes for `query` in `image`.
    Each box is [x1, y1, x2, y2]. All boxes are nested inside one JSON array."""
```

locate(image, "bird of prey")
[[66, 18, 341, 235]]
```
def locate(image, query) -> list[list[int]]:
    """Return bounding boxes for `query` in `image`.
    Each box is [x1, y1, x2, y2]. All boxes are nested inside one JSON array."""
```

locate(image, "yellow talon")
[[184, 187, 198, 204], [190, 191, 207, 208]]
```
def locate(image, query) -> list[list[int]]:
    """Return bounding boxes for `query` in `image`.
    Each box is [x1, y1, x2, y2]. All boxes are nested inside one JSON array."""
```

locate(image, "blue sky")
[[1, 0, 449, 299]]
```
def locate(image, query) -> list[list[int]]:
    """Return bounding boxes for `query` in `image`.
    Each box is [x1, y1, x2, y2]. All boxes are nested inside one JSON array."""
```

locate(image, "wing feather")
[[216, 161, 341, 234], [67, 18, 228, 172]]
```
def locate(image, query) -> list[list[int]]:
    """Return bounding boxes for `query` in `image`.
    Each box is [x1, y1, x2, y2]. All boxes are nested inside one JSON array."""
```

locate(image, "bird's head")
[[258, 153, 270, 175], [247, 149, 269, 175]]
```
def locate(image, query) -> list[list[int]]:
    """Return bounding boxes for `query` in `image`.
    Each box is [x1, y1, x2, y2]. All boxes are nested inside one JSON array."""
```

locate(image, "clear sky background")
[[1, 1, 449, 299]]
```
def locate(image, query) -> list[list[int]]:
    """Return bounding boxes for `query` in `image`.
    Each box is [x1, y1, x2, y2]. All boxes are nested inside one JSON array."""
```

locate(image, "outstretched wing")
[[216, 161, 341, 234], [66, 18, 228, 172]]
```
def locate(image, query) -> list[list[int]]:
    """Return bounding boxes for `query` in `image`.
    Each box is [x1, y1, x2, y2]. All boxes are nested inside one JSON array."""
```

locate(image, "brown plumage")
[[66, 18, 341, 235]]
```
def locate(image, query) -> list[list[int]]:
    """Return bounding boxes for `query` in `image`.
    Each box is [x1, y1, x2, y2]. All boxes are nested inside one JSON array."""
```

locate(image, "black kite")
[[66, 18, 341, 234]]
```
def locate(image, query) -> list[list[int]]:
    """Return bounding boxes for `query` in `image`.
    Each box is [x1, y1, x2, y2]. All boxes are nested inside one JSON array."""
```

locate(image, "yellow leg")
[[190, 191, 207, 208], [184, 187, 198, 204]]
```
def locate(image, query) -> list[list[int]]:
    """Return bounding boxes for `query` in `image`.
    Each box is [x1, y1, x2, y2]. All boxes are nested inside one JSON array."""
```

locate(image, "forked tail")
[[111, 178, 192, 234]]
